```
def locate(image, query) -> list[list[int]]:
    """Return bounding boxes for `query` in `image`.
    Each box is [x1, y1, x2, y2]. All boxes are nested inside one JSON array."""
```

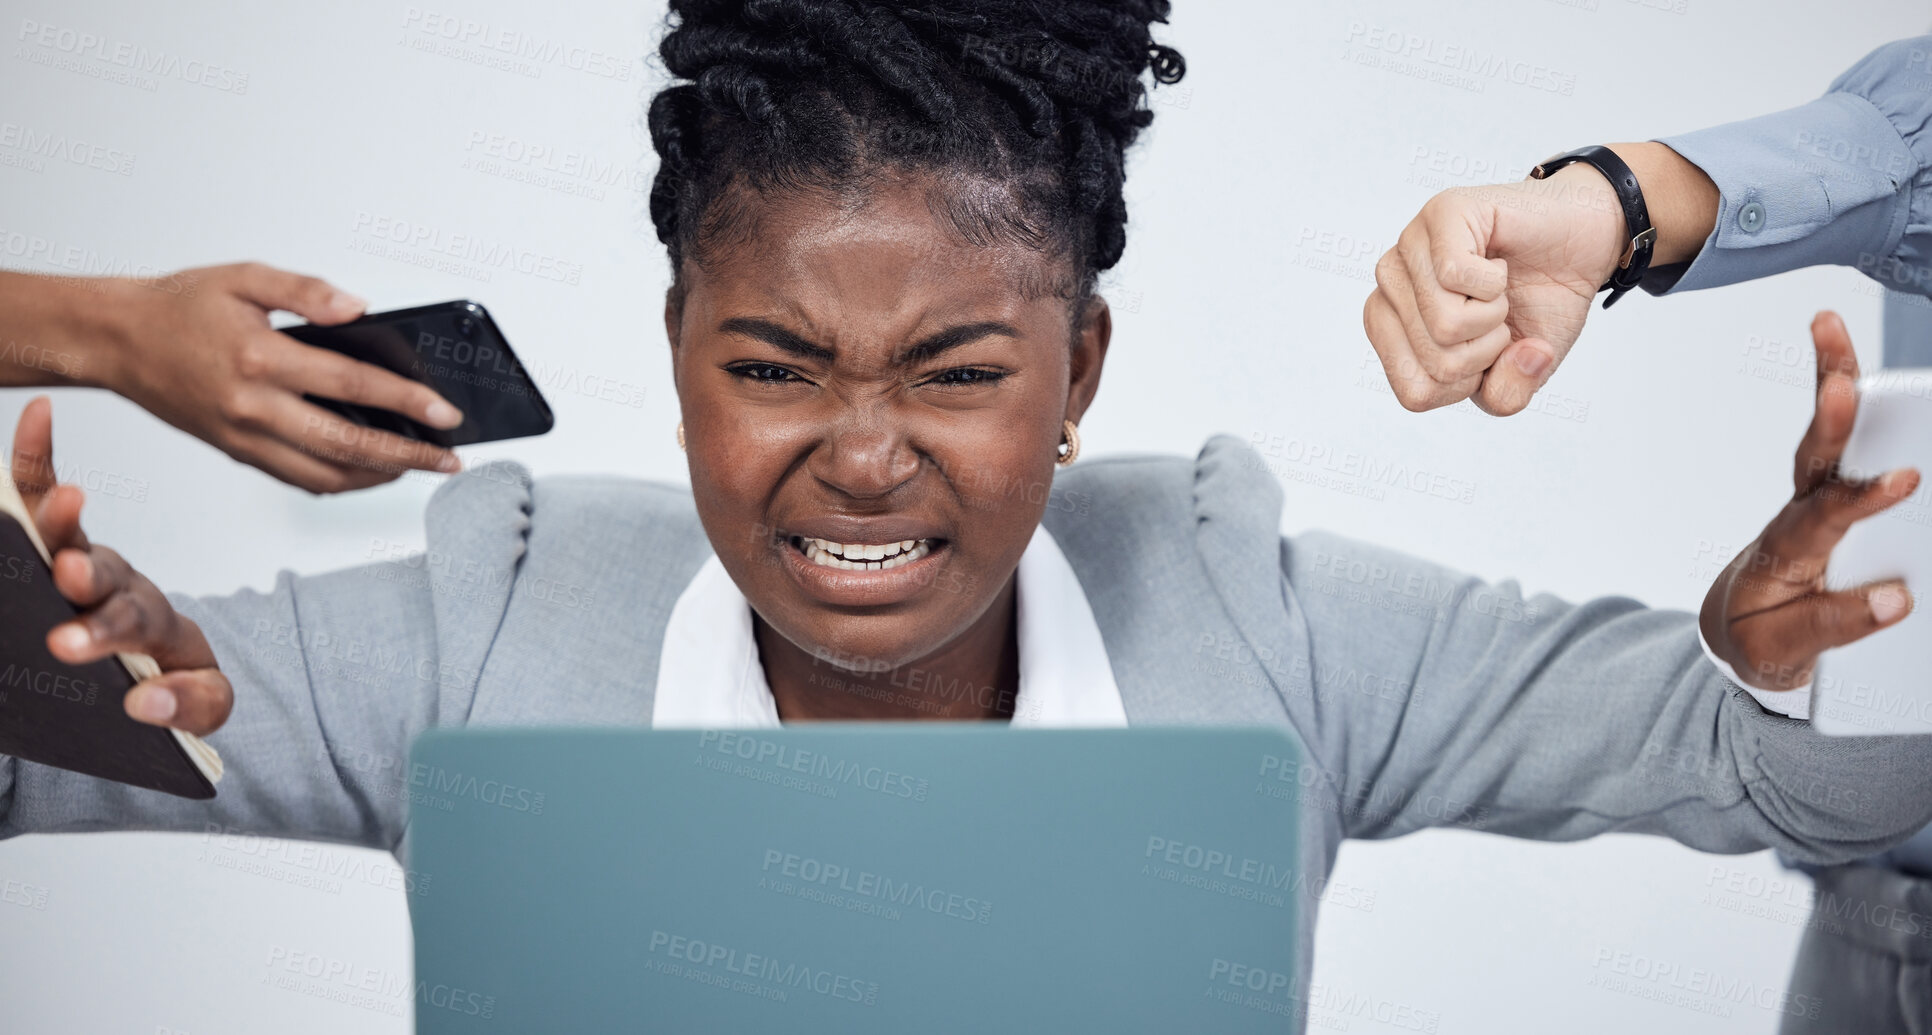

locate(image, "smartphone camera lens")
[[456, 314, 478, 338]]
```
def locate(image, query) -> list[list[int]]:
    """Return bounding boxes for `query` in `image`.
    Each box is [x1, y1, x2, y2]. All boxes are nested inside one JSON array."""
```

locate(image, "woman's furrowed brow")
[[899, 321, 1022, 363], [717, 317, 835, 361], [716, 317, 1023, 364]]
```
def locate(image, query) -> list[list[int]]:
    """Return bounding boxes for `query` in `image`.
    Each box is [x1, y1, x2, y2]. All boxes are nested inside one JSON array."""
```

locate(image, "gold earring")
[[1055, 419, 1080, 467], [675, 421, 685, 451]]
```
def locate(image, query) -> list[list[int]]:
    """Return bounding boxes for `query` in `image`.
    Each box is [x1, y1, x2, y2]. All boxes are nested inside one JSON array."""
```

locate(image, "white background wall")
[[1, 1, 1923, 1032]]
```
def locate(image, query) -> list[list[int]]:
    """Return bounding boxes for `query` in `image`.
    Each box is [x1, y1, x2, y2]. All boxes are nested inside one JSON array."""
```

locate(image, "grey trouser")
[[1780, 865, 1932, 1034]]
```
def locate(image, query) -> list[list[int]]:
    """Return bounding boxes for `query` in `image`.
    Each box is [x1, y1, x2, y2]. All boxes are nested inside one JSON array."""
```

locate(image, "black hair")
[[647, 0, 1185, 317]]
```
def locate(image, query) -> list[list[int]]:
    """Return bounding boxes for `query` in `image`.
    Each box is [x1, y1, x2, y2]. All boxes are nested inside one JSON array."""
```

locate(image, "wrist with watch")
[[1528, 144, 1657, 310]]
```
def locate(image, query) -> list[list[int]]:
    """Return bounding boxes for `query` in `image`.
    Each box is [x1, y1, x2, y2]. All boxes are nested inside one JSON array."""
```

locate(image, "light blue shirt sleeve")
[[1641, 36, 1931, 298], [1883, 287, 1932, 366]]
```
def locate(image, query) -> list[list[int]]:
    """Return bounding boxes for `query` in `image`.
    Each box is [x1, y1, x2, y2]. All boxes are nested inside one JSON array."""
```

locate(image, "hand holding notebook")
[[0, 397, 223, 798]]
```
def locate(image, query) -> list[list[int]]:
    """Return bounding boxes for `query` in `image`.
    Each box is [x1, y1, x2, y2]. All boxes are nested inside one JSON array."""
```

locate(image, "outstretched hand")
[[11, 397, 232, 734], [1701, 312, 1918, 692]]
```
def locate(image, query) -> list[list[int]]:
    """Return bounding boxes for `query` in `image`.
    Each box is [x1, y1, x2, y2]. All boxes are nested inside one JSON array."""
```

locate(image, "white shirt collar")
[[652, 524, 1127, 729]]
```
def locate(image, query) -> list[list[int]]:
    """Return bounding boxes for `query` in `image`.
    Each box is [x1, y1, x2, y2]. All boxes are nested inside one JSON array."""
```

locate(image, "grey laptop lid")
[[406, 726, 1303, 1033]]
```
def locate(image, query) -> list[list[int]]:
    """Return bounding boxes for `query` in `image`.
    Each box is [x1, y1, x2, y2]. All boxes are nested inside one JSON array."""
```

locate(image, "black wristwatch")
[[1528, 145, 1657, 309]]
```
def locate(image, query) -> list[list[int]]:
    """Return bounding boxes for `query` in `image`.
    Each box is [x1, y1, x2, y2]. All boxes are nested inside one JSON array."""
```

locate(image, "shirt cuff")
[[1645, 92, 1917, 296], [1698, 623, 1812, 720]]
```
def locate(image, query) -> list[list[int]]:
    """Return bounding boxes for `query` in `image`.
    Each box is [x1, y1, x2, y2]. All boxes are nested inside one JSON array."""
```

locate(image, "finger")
[[1792, 369, 1859, 496], [1421, 203, 1507, 303], [270, 397, 461, 477], [1374, 248, 1503, 393], [48, 591, 144, 666], [225, 432, 406, 495], [48, 560, 201, 671], [137, 590, 220, 674], [124, 611, 230, 734], [1744, 468, 1920, 604], [47, 559, 156, 669], [272, 338, 464, 430], [51, 557, 222, 672], [126, 669, 232, 735], [226, 262, 366, 325], [1725, 579, 1913, 690], [1391, 283, 1504, 391], [30, 483, 90, 557], [1794, 313, 1862, 494], [1812, 309, 1860, 389], [8, 395, 57, 509], [1364, 289, 1478, 411], [50, 542, 133, 613], [1399, 226, 1509, 361]]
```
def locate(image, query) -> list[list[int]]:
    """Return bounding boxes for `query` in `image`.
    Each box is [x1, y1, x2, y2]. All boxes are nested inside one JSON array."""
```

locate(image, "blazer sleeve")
[[1284, 529, 1932, 864], [0, 461, 534, 853]]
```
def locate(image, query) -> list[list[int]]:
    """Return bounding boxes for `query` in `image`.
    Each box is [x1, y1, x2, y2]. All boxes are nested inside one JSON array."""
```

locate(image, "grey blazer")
[[6, 434, 1931, 1030]]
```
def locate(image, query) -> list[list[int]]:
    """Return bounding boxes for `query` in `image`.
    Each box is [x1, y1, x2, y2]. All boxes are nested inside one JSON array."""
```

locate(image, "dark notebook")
[[0, 478, 220, 799]]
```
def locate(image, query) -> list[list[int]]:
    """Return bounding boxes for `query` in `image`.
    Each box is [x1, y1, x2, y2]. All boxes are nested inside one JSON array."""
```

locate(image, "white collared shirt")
[[652, 525, 1129, 729], [1699, 627, 1811, 720]]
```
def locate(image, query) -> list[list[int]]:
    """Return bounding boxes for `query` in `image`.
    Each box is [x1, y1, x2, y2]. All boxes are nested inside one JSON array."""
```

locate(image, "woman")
[[2, 2, 1928, 1028]]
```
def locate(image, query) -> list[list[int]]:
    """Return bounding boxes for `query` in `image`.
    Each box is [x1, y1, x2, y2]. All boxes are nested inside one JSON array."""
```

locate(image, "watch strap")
[[1528, 145, 1657, 309]]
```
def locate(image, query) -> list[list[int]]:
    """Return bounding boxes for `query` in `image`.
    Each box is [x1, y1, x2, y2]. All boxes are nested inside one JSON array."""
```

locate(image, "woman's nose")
[[807, 408, 921, 500]]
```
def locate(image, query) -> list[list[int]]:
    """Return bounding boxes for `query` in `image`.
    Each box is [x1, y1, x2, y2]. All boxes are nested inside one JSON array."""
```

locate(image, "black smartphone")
[[280, 300, 555, 448]]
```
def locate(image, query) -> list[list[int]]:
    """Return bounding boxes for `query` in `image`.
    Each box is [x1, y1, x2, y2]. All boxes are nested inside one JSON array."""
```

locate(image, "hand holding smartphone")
[[280, 300, 555, 448]]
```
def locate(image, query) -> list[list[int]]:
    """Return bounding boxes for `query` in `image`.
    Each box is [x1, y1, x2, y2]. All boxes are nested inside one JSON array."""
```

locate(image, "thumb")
[[1471, 338, 1556, 416], [225, 262, 367, 326], [9, 394, 57, 505], [1725, 580, 1913, 690]]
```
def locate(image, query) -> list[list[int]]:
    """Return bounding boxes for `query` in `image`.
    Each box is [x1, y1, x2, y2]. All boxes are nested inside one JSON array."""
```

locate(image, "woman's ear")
[[1064, 294, 1112, 426]]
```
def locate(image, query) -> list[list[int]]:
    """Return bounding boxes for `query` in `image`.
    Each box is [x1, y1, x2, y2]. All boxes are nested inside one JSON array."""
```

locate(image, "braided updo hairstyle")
[[647, 0, 1186, 320]]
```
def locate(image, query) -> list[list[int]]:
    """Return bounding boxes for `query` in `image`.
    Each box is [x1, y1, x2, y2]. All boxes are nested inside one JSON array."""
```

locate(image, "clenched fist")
[[1363, 142, 1718, 415]]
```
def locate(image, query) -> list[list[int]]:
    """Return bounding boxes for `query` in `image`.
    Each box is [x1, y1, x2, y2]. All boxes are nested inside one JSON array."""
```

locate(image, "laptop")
[[405, 726, 1304, 1033]]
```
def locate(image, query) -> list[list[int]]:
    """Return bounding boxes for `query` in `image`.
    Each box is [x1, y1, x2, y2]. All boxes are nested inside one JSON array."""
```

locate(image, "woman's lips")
[[778, 533, 952, 606]]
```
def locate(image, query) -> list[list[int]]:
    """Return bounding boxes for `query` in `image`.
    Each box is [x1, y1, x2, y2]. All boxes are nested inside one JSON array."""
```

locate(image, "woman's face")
[[665, 173, 1109, 673]]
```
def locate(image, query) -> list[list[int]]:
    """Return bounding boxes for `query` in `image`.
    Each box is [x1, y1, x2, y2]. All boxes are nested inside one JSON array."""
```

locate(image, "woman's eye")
[[927, 367, 1009, 388], [727, 363, 803, 384]]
